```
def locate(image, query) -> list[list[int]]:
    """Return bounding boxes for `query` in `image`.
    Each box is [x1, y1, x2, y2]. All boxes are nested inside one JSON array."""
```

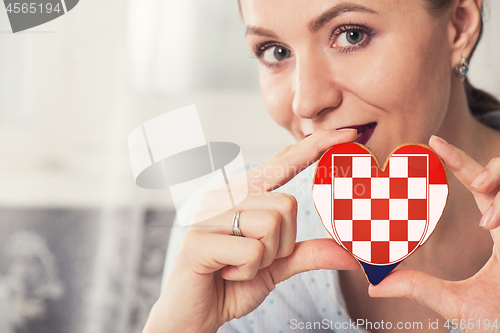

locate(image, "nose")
[[292, 52, 342, 119]]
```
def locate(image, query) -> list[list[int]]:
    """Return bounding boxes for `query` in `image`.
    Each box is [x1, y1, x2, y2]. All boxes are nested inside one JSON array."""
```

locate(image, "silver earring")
[[455, 57, 469, 82]]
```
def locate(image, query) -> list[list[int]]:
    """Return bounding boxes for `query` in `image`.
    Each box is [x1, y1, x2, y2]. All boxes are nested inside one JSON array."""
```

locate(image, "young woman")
[[144, 0, 500, 332]]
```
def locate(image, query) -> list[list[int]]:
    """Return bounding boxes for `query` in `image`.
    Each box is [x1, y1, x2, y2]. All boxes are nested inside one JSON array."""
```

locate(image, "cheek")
[[260, 69, 296, 131], [401, 41, 450, 135], [347, 28, 450, 137], [389, 48, 448, 115]]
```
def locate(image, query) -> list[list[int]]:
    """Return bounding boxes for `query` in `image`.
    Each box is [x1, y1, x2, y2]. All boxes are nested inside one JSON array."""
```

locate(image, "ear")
[[448, 0, 482, 69]]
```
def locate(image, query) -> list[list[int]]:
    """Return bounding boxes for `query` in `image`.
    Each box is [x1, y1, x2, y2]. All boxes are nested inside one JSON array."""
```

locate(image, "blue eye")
[[335, 30, 365, 47], [262, 45, 292, 63], [347, 31, 364, 44], [331, 23, 374, 52]]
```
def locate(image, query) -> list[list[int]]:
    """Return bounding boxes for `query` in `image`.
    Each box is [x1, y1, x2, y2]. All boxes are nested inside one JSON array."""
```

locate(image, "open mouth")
[[337, 122, 377, 145]]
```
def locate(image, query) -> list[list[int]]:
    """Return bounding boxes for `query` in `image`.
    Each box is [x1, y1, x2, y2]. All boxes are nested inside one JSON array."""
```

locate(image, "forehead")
[[240, 0, 424, 27]]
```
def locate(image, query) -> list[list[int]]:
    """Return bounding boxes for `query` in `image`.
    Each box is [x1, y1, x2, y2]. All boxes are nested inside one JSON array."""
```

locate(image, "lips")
[[305, 122, 377, 145], [355, 122, 377, 145]]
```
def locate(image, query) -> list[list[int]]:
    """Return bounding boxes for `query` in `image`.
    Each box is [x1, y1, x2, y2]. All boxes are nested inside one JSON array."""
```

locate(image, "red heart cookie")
[[312, 142, 448, 284]]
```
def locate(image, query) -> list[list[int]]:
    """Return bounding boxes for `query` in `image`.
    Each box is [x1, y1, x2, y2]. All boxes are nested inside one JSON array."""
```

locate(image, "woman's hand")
[[143, 129, 360, 333], [369, 135, 500, 333]]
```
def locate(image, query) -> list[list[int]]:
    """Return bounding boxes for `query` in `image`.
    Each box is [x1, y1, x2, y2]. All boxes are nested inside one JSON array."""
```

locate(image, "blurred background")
[[0, 0, 499, 332]]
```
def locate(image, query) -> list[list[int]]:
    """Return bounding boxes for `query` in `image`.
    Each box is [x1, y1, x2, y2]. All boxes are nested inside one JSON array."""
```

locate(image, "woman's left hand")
[[369, 135, 500, 333]]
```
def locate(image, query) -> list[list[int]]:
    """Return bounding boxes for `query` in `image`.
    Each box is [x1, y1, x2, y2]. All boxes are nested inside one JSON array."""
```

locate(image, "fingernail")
[[471, 171, 488, 188], [337, 128, 357, 133], [431, 135, 448, 145], [479, 206, 494, 227]]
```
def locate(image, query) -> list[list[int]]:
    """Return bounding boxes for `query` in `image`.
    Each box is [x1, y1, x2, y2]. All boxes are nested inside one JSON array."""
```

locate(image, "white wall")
[[0, 0, 293, 209]]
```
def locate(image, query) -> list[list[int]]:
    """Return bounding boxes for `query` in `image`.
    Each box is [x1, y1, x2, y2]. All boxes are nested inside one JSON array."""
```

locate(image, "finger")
[[181, 230, 264, 281], [247, 129, 357, 192], [429, 135, 492, 212], [471, 157, 500, 194], [268, 238, 360, 284], [240, 210, 281, 269], [429, 135, 483, 192], [268, 193, 298, 259], [196, 191, 298, 259], [236, 193, 298, 260], [368, 269, 462, 320], [191, 209, 282, 269], [479, 192, 500, 230]]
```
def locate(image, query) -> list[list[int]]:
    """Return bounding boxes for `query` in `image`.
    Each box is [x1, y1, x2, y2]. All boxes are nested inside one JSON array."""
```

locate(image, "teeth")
[[357, 126, 369, 139]]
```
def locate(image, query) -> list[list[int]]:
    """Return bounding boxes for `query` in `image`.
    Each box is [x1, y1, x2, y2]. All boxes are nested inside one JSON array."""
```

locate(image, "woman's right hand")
[[143, 129, 360, 333]]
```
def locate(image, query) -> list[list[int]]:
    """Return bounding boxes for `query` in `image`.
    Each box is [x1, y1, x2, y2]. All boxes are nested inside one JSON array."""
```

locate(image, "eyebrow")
[[310, 3, 378, 32], [245, 26, 278, 38], [245, 3, 378, 37]]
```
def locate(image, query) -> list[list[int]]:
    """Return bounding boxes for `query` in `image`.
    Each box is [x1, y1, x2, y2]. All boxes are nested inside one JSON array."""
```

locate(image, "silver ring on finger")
[[232, 210, 243, 237]]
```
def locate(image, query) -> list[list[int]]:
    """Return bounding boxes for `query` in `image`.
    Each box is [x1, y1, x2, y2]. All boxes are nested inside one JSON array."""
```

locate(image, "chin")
[[364, 137, 394, 164]]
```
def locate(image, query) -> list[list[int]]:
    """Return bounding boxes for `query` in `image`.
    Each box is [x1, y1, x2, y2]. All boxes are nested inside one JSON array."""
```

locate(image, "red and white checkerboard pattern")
[[313, 143, 448, 266]]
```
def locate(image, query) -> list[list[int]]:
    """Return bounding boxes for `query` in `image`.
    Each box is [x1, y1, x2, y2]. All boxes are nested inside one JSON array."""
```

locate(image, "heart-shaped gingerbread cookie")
[[313, 142, 448, 284]]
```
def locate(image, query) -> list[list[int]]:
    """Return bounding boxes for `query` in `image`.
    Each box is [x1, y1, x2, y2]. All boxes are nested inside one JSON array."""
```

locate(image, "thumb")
[[429, 135, 491, 213], [368, 269, 462, 320], [268, 238, 360, 284]]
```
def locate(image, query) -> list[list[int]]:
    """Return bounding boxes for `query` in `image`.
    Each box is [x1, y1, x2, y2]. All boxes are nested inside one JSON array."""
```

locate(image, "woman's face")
[[241, 0, 454, 161]]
